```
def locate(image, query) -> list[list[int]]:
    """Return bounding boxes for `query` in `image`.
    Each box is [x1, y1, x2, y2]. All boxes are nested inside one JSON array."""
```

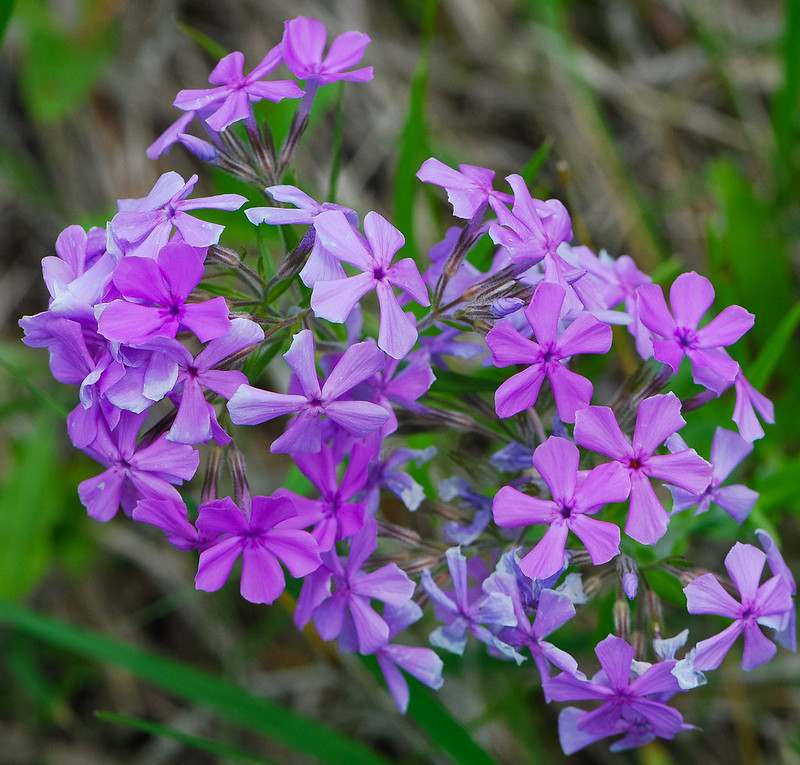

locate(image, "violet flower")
[[109, 172, 246, 258], [98, 242, 231, 345], [245, 185, 357, 286], [195, 494, 320, 605], [282, 16, 373, 85], [493, 436, 630, 579], [365, 445, 437, 514], [438, 477, 493, 545], [227, 329, 390, 453], [545, 635, 688, 753], [174, 48, 303, 132], [132, 496, 200, 551], [684, 541, 794, 671], [755, 529, 797, 652], [374, 601, 444, 713], [668, 427, 758, 523], [574, 393, 712, 544], [637, 271, 754, 394], [77, 411, 199, 522], [310, 210, 430, 359], [416, 158, 512, 219], [733, 371, 774, 442], [486, 281, 612, 422], [295, 519, 415, 653]]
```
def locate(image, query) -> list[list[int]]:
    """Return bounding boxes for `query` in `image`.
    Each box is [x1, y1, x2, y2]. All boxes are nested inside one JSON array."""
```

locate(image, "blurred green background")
[[1, 0, 799, 763]]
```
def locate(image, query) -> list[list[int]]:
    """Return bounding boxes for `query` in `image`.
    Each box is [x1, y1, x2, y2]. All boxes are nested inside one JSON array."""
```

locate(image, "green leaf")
[[773, 0, 800, 198], [429, 369, 506, 395], [176, 21, 228, 60], [243, 330, 290, 383], [748, 302, 800, 388], [0, 602, 391, 765], [327, 82, 346, 202], [97, 711, 276, 764], [0, 0, 14, 46]]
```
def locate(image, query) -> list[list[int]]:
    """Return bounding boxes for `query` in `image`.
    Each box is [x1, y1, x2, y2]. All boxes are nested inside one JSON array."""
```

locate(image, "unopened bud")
[[201, 445, 224, 504], [613, 598, 631, 640], [226, 446, 251, 512], [616, 555, 639, 600]]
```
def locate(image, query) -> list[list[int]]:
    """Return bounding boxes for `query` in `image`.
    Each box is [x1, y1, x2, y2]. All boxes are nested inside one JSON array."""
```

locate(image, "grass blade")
[[748, 302, 800, 388], [0, 602, 391, 765]]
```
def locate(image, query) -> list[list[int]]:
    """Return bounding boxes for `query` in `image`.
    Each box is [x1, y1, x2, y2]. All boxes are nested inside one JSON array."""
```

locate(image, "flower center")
[[372, 266, 386, 281], [674, 326, 698, 349], [558, 499, 575, 519]]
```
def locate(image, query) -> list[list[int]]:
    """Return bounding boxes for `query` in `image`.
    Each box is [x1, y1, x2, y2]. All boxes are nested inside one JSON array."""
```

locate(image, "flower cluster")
[[20, 14, 794, 755]]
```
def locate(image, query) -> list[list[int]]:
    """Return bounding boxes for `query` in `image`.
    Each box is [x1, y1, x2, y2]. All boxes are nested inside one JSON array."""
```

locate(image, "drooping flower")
[[77, 411, 199, 522], [574, 393, 712, 544], [295, 519, 415, 653], [278, 442, 369, 551], [545, 635, 688, 754], [669, 427, 758, 523], [227, 329, 390, 453], [97, 243, 231, 345], [310, 210, 430, 359], [174, 48, 303, 132], [421, 547, 520, 661], [733, 371, 774, 442], [245, 185, 357, 286], [492, 437, 629, 579], [684, 541, 794, 671], [194, 494, 320, 604], [755, 529, 797, 652], [109, 172, 247, 258], [486, 281, 612, 422], [637, 271, 754, 393], [374, 601, 444, 713], [416, 159, 512, 219], [132, 496, 200, 551], [282, 16, 373, 85]]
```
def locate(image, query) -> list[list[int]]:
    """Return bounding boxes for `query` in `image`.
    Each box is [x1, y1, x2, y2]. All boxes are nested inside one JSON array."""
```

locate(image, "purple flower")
[[438, 477, 492, 545], [669, 427, 758, 523], [245, 185, 357, 287], [485, 281, 612, 422], [492, 437, 629, 580], [77, 411, 199, 522], [174, 48, 303, 132], [375, 602, 444, 713], [194, 494, 320, 605], [545, 635, 687, 753], [295, 519, 415, 653], [282, 16, 373, 84], [146, 111, 199, 160], [279, 443, 369, 551], [365, 445, 436, 514], [365, 353, 435, 434], [638, 271, 754, 393], [98, 243, 231, 345], [755, 529, 797, 652], [421, 547, 520, 660], [488, 175, 572, 264], [416, 159, 512, 219], [227, 329, 390, 453], [109, 172, 246, 258], [132, 496, 200, 551], [733, 371, 774, 442], [574, 393, 712, 544], [311, 211, 430, 359], [684, 541, 794, 671]]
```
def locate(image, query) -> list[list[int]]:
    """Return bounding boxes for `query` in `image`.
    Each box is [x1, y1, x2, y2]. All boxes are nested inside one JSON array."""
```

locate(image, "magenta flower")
[[227, 329, 389, 453], [375, 602, 444, 713], [545, 635, 687, 753], [574, 393, 712, 544], [195, 494, 320, 605], [637, 271, 754, 393], [669, 427, 758, 523], [78, 411, 199, 522], [174, 47, 303, 132], [310, 210, 430, 359], [416, 158, 512, 219], [733, 371, 774, 442], [295, 519, 415, 653], [110, 172, 247, 259], [684, 542, 794, 671], [278, 443, 370, 551], [485, 281, 612, 422], [245, 185, 357, 287], [493, 437, 629, 580], [98, 243, 231, 345], [282, 16, 373, 84]]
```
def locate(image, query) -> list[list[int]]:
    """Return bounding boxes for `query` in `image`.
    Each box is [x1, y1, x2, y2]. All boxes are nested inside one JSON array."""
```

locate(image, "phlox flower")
[[416, 158, 512, 219], [438, 477, 493, 545], [733, 371, 774, 442], [364, 445, 437, 514], [756, 529, 797, 652], [132, 496, 200, 551]]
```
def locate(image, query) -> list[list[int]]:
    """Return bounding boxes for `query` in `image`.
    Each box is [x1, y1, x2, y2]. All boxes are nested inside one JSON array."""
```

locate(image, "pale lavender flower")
[[295, 519, 415, 653], [365, 445, 436, 514], [311, 211, 430, 359], [684, 541, 794, 671], [416, 159, 512, 219], [486, 281, 612, 422], [490, 441, 534, 473], [194, 494, 320, 604], [574, 393, 712, 544], [174, 48, 303, 132], [733, 371, 774, 442], [227, 329, 390, 453], [438, 477, 493, 545], [109, 172, 246, 258], [638, 271, 754, 394], [493, 436, 629, 580], [669, 428, 758, 523]]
